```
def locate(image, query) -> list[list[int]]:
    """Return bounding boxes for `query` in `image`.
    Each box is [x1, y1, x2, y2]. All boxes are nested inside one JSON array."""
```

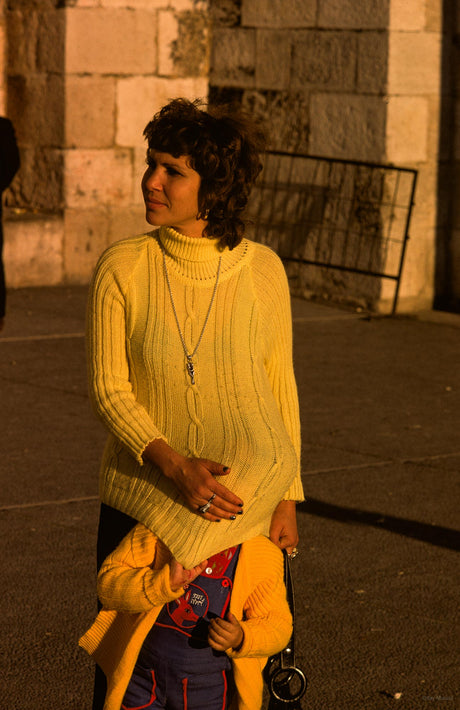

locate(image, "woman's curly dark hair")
[[143, 98, 266, 249]]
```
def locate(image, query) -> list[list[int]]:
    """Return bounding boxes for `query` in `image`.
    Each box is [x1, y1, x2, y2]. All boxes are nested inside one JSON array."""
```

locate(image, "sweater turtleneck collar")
[[156, 226, 246, 282]]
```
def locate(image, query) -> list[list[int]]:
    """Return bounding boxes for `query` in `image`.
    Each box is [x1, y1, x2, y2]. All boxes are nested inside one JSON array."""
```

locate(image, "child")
[[79, 523, 292, 710]]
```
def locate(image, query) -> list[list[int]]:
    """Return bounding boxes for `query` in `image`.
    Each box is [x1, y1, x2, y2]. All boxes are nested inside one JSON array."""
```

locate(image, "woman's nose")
[[144, 167, 164, 191]]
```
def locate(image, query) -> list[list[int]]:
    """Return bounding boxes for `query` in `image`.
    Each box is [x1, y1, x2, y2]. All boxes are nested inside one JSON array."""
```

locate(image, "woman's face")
[[141, 149, 206, 238]]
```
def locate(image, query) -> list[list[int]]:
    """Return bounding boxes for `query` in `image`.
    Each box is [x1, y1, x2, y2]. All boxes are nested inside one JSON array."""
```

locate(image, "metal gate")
[[246, 151, 418, 314]]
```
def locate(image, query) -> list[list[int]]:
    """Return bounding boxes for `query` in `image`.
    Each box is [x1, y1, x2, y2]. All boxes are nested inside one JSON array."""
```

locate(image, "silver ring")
[[198, 492, 216, 514], [288, 547, 299, 559]]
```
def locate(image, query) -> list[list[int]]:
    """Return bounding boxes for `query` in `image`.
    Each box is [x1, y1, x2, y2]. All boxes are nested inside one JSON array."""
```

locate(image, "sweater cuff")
[[143, 563, 185, 606], [225, 624, 254, 659], [136, 433, 169, 466], [282, 473, 305, 502]]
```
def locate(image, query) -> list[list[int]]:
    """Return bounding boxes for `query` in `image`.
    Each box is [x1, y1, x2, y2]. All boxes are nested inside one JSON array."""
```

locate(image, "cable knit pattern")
[[79, 527, 292, 710], [87, 226, 304, 568]]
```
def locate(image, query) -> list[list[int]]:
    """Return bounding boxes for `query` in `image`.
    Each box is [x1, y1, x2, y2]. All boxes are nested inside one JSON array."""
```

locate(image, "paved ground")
[[0, 286, 459, 710]]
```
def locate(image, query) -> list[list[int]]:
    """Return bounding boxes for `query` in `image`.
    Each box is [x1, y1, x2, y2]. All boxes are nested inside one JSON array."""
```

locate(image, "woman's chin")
[[145, 212, 166, 227]]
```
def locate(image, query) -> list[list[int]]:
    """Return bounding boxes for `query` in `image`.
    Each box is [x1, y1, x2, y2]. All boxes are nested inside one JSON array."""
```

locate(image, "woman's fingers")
[[200, 461, 244, 506], [197, 494, 243, 521], [269, 499, 298, 549], [165, 455, 244, 520], [183, 459, 244, 520]]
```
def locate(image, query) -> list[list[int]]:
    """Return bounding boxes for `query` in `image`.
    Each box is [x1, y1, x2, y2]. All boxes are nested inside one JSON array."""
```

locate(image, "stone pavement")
[[0, 286, 459, 710]]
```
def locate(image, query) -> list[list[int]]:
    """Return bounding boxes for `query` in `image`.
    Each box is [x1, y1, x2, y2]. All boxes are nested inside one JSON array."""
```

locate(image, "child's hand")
[[170, 558, 208, 592], [208, 612, 244, 652]]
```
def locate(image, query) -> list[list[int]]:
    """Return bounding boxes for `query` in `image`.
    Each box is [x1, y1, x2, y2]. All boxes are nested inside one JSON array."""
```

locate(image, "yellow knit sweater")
[[87, 227, 303, 567], [79, 526, 293, 710]]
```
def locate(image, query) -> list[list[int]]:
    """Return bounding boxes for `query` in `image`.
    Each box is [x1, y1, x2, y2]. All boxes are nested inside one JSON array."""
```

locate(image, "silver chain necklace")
[[161, 245, 222, 385]]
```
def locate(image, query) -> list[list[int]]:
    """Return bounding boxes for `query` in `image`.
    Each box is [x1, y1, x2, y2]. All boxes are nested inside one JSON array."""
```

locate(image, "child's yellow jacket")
[[79, 525, 293, 710]]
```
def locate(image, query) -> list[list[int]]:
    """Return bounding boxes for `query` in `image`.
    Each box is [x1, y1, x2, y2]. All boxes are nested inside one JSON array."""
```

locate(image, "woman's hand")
[[169, 558, 208, 592], [269, 499, 298, 555], [208, 612, 244, 652], [142, 438, 244, 521]]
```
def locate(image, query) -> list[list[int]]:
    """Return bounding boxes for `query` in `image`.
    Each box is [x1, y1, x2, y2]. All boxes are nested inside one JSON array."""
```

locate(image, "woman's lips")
[[145, 196, 167, 208]]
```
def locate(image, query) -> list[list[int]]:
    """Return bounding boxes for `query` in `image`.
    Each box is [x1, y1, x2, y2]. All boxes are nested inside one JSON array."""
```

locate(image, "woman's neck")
[[157, 226, 224, 281]]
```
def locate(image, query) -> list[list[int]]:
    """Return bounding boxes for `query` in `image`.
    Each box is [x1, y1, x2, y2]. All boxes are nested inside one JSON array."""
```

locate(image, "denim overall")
[[121, 546, 240, 710]]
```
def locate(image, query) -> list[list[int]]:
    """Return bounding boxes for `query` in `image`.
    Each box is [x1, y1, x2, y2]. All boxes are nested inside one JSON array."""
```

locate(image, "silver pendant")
[[186, 356, 196, 385]]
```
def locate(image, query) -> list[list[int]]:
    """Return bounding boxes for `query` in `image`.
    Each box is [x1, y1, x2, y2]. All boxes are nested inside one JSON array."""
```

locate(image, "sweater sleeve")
[[252, 246, 304, 502], [227, 540, 293, 659], [97, 524, 184, 613], [86, 241, 167, 464]]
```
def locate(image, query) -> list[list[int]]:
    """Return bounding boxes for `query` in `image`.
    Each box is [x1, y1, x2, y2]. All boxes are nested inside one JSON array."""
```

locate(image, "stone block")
[[210, 0, 241, 27], [64, 149, 134, 209], [130, 148, 149, 204], [158, 10, 179, 77], [71, 0, 100, 6], [159, 9, 209, 78], [6, 9, 38, 74], [65, 76, 116, 149], [411, 168, 438, 243], [241, 90, 310, 152], [425, 94, 442, 162], [388, 32, 441, 95], [255, 30, 290, 90], [8, 73, 65, 149], [389, 0, 426, 31], [99, 0, 197, 8], [63, 208, 110, 284], [4, 0, 57, 8], [393, 232, 435, 310], [65, 8, 157, 75], [290, 31, 357, 92], [172, 10, 210, 77], [357, 31, 388, 94], [210, 28, 255, 87], [134, 146, 148, 194], [116, 76, 208, 147], [241, 0, 316, 28], [425, 0, 443, 32], [386, 96, 428, 163], [36, 10, 65, 73], [309, 94, 386, 162], [107, 205, 146, 245], [3, 213, 64, 287], [317, 0, 389, 30], [0, 14, 4, 59], [7, 147, 64, 213]]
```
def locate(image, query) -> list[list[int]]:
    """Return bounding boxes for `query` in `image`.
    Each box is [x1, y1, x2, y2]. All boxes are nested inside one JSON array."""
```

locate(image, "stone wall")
[[381, 0, 444, 311], [2, 0, 459, 312], [209, 0, 448, 313], [4, 0, 209, 286], [210, 0, 388, 160]]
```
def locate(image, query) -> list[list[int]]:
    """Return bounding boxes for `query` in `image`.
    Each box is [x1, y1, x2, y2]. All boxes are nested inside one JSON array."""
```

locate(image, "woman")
[[87, 96, 303, 586], [87, 97, 303, 708]]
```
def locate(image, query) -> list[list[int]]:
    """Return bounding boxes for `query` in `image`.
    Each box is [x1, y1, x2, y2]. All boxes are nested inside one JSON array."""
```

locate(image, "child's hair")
[[143, 98, 266, 249]]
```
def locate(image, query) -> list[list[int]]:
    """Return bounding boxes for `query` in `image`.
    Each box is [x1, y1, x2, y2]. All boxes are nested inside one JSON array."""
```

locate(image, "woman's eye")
[[166, 167, 181, 176]]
